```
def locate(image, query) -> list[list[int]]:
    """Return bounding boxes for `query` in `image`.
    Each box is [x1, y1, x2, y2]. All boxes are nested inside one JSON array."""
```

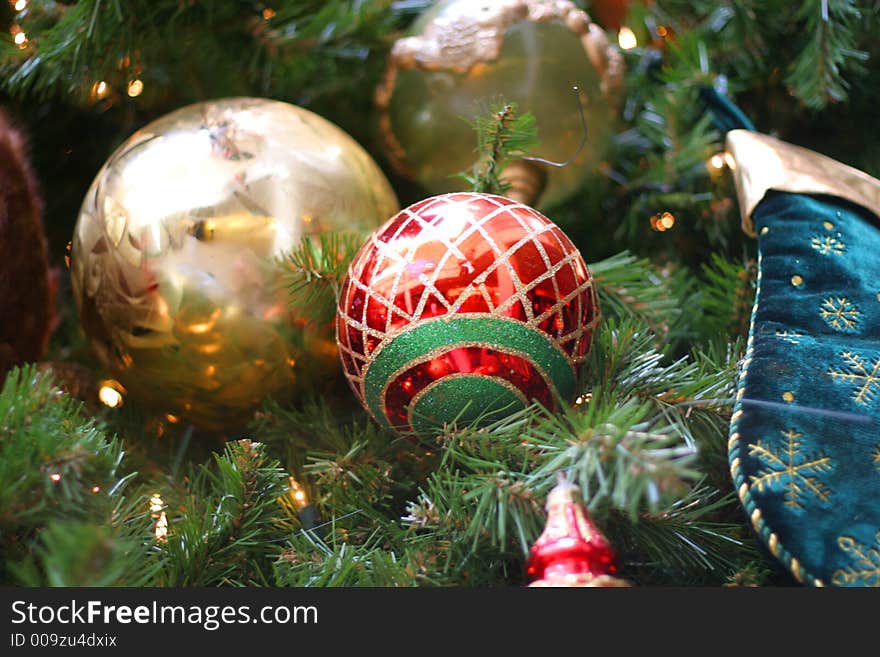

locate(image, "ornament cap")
[[498, 159, 547, 206], [526, 473, 630, 587]]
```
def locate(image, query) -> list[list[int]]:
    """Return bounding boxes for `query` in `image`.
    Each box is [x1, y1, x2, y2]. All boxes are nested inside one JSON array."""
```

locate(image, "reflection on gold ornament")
[[71, 98, 399, 430], [376, 0, 623, 208]]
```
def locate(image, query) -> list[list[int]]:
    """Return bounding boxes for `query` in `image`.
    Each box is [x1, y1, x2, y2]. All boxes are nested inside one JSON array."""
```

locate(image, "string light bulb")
[[14, 0, 28, 10], [708, 153, 726, 170], [90, 80, 110, 102], [288, 476, 309, 510], [618, 26, 637, 50], [50, 473, 62, 482], [11, 25, 28, 49], [150, 493, 168, 542], [707, 152, 737, 177], [154, 512, 168, 542], [127, 79, 144, 97], [650, 211, 676, 232], [98, 379, 126, 408]]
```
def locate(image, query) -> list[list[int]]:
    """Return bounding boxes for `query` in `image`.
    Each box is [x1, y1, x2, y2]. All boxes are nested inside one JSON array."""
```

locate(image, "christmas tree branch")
[[283, 231, 370, 326], [156, 439, 292, 586], [276, 528, 413, 587], [696, 253, 756, 340], [590, 251, 690, 346], [607, 486, 760, 585], [0, 365, 154, 585], [459, 101, 539, 196], [785, 0, 868, 109]]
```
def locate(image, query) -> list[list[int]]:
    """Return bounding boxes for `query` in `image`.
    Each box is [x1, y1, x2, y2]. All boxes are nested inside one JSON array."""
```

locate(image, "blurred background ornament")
[[375, 0, 624, 209], [336, 192, 599, 437], [0, 108, 54, 379], [70, 97, 399, 431], [589, 0, 632, 31], [527, 473, 630, 587]]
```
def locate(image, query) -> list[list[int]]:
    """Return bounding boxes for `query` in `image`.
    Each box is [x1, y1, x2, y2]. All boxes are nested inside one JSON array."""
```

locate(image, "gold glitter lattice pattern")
[[337, 193, 598, 396]]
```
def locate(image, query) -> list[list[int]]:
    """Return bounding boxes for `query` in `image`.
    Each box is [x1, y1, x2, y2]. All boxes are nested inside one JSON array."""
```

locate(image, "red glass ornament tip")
[[526, 474, 630, 587]]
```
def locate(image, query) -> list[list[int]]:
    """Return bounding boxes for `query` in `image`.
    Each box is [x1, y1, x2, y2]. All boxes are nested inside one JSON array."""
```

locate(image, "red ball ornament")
[[336, 192, 599, 436]]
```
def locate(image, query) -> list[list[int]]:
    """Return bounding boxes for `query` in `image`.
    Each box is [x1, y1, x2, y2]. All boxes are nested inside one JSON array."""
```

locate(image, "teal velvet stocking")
[[729, 190, 880, 586]]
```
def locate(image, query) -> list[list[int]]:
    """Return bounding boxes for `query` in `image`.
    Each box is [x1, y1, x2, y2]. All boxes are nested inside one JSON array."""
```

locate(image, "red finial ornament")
[[527, 474, 630, 587]]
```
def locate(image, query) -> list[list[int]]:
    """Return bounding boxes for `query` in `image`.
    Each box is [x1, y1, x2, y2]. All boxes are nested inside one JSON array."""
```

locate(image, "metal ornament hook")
[[521, 84, 588, 169]]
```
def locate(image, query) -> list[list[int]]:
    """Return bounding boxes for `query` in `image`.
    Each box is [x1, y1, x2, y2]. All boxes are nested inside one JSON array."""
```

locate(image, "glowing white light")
[[618, 27, 637, 50], [127, 79, 144, 97], [98, 382, 125, 408]]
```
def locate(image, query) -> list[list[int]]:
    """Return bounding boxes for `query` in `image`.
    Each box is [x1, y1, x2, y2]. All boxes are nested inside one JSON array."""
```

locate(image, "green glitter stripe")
[[363, 316, 576, 431], [409, 375, 527, 436]]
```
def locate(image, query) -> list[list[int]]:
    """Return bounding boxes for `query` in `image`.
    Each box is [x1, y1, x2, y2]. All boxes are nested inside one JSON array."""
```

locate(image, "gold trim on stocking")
[[726, 130, 880, 237]]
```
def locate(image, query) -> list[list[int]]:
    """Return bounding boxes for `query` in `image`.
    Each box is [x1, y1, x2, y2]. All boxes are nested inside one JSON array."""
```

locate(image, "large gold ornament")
[[71, 98, 399, 430], [375, 0, 623, 208]]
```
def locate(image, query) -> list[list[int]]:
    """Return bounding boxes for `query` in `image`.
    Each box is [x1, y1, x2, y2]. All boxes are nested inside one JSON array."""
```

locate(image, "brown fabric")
[[0, 108, 53, 376]]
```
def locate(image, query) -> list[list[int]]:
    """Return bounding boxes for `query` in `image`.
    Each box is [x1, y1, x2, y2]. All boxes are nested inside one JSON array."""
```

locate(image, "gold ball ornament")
[[71, 98, 399, 430], [375, 0, 624, 208]]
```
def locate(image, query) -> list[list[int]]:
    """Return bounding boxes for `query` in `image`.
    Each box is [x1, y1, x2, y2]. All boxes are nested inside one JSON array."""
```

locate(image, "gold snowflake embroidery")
[[828, 351, 880, 405], [832, 532, 880, 587], [874, 445, 880, 473], [810, 235, 846, 255], [819, 297, 861, 332], [748, 429, 833, 509]]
